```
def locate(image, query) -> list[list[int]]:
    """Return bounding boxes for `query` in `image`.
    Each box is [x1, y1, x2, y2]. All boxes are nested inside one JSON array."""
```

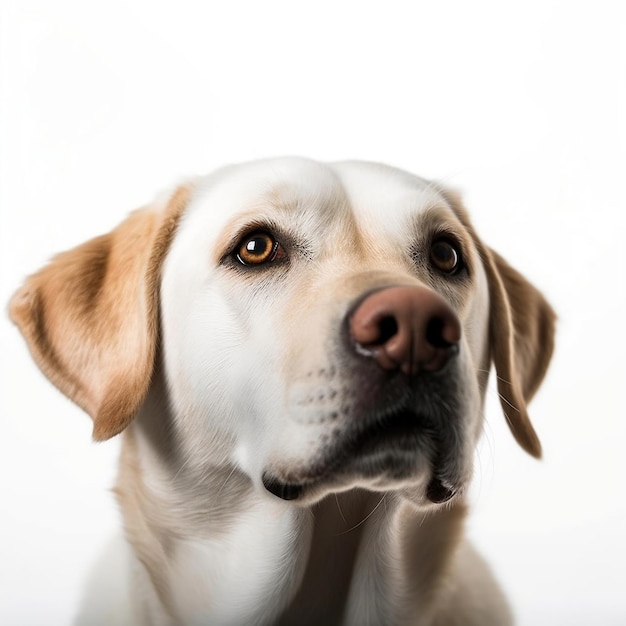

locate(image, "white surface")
[[1, 1, 624, 624]]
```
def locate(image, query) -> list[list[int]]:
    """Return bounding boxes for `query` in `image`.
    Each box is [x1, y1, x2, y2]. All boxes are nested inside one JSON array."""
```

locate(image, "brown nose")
[[349, 286, 461, 375]]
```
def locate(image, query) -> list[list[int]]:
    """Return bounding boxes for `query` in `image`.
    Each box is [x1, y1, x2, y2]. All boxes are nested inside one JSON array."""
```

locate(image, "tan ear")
[[9, 185, 192, 440], [441, 189, 556, 458], [481, 246, 556, 458]]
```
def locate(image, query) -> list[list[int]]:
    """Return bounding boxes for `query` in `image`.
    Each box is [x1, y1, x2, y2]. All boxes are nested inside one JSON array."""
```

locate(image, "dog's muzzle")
[[263, 285, 463, 504]]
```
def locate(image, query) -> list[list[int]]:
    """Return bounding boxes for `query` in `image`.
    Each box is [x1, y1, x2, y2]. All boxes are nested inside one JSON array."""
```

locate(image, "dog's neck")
[[114, 382, 467, 625]]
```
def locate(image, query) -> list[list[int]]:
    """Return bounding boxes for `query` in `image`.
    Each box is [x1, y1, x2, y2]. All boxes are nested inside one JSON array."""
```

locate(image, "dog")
[[10, 157, 555, 625]]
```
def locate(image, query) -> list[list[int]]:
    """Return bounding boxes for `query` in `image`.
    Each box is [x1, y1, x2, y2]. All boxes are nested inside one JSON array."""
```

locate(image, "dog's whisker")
[[475, 414, 497, 499], [418, 512, 426, 528], [494, 374, 515, 386], [382, 493, 390, 524], [171, 455, 195, 485], [335, 493, 348, 526], [497, 393, 521, 414], [337, 495, 387, 536], [216, 465, 238, 497]]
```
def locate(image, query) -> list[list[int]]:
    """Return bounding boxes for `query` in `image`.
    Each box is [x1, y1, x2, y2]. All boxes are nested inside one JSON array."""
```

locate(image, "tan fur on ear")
[[488, 250, 556, 403], [9, 185, 193, 440], [442, 190, 556, 458], [480, 247, 556, 457]]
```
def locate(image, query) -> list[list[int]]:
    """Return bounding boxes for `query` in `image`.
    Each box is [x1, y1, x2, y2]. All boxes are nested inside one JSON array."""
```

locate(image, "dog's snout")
[[349, 286, 461, 374]]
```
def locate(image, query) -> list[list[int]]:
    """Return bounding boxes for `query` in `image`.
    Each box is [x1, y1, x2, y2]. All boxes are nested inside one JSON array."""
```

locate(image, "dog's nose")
[[349, 286, 461, 374]]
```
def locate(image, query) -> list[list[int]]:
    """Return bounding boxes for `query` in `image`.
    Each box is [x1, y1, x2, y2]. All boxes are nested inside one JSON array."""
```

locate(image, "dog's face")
[[10, 158, 555, 509], [159, 158, 536, 506]]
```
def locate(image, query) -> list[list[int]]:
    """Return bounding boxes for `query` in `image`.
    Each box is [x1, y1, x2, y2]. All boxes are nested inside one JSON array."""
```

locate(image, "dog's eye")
[[430, 239, 462, 274], [235, 231, 284, 266]]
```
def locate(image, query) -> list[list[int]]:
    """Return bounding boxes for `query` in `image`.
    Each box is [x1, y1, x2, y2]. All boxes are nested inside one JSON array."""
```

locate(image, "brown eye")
[[236, 231, 283, 266], [430, 239, 461, 274]]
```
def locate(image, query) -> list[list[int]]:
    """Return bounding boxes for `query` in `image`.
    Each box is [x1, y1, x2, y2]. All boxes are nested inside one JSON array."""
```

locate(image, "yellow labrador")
[[10, 158, 555, 625]]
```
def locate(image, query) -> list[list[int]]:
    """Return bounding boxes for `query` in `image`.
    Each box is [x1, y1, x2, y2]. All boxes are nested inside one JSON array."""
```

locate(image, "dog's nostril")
[[426, 317, 452, 348], [374, 315, 398, 345]]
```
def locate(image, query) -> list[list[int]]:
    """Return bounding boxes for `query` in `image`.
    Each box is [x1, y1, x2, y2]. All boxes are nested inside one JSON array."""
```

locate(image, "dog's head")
[[10, 158, 555, 508]]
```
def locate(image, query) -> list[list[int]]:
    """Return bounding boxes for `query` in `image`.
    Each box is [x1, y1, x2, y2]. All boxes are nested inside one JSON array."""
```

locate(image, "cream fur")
[[10, 158, 555, 625]]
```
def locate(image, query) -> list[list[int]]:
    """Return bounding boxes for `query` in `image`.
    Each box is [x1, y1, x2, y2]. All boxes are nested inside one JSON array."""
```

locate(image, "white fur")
[[71, 158, 519, 624]]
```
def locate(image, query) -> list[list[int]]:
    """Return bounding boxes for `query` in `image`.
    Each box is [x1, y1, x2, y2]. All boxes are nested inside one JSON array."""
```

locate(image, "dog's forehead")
[[186, 158, 450, 241], [330, 161, 439, 209], [329, 161, 448, 234], [189, 157, 345, 223]]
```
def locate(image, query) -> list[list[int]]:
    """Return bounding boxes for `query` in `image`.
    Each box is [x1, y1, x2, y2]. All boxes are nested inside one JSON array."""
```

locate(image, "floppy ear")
[[9, 185, 192, 441], [480, 246, 556, 458], [442, 189, 556, 458]]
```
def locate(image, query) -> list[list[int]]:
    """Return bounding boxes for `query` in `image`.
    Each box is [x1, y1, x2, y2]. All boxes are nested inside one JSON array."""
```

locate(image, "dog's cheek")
[[160, 277, 246, 451], [461, 264, 492, 450], [457, 348, 486, 466], [459, 261, 490, 371], [185, 290, 295, 480], [229, 341, 304, 482]]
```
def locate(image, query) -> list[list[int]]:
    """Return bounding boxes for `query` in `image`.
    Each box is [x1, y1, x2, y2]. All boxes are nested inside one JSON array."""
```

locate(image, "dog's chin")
[[261, 407, 460, 506]]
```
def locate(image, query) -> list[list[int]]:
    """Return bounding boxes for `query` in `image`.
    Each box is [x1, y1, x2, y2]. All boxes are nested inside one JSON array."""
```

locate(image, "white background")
[[1, 1, 624, 624]]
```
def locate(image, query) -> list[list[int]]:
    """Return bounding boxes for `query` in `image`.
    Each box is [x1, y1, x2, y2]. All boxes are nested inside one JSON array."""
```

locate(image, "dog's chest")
[[166, 503, 312, 625]]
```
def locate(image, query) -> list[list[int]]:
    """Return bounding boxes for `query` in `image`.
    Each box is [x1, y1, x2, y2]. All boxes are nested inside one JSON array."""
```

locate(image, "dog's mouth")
[[262, 405, 457, 504]]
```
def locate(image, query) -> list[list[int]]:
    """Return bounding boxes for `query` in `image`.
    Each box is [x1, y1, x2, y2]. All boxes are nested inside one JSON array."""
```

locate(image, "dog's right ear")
[[9, 185, 193, 441]]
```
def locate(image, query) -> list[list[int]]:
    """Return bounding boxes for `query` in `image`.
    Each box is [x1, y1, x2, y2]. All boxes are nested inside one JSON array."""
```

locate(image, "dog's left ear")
[[442, 190, 556, 458], [9, 185, 192, 441], [481, 246, 556, 458]]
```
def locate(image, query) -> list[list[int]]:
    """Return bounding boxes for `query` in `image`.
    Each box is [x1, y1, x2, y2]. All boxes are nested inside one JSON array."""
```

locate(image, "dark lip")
[[263, 404, 430, 501], [262, 475, 303, 501], [426, 475, 456, 503]]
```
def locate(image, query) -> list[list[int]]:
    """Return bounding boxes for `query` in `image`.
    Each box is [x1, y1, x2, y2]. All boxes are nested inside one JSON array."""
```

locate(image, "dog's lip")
[[425, 475, 457, 503], [261, 474, 303, 501], [263, 404, 453, 503], [263, 474, 458, 504]]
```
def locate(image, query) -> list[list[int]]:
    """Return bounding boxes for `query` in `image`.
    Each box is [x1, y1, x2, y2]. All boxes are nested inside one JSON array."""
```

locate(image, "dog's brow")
[[415, 205, 474, 244], [212, 187, 357, 265]]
